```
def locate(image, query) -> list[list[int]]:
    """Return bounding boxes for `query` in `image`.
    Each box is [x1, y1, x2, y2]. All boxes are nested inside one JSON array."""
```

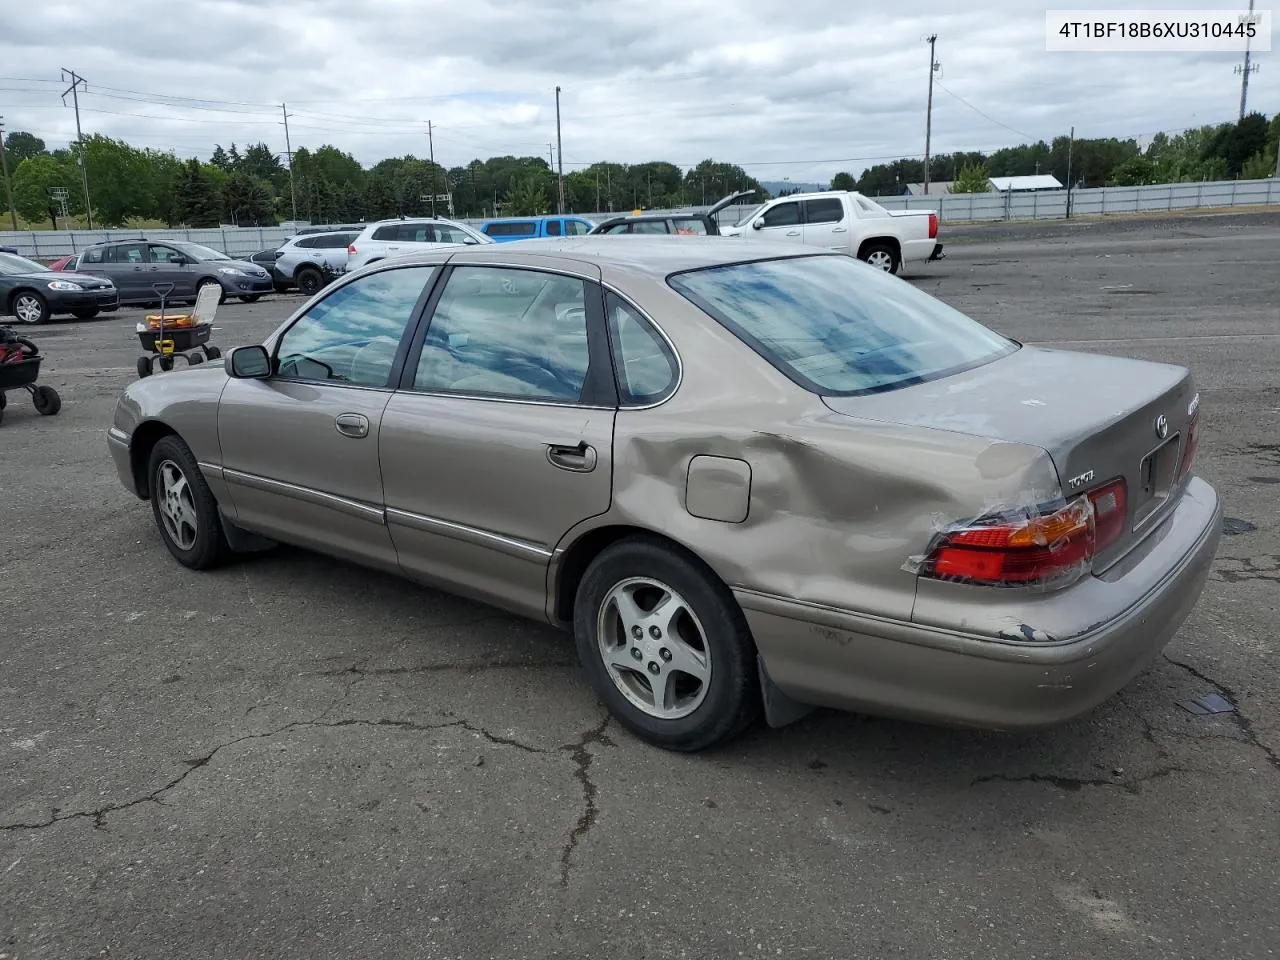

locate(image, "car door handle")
[[334, 413, 370, 438], [546, 441, 597, 472], [786, 229, 800, 236], [831, 226, 848, 233]]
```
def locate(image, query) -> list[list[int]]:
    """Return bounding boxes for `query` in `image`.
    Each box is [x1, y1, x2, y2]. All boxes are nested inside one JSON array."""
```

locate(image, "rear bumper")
[[929, 242, 945, 260], [901, 238, 940, 263], [737, 476, 1222, 731]]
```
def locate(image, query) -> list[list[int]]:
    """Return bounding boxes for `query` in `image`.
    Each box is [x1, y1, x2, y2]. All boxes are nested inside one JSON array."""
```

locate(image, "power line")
[[933, 81, 1036, 142]]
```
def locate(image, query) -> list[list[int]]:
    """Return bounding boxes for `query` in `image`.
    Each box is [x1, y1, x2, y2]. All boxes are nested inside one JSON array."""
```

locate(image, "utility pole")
[[1235, 0, 1260, 120], [427, 120, 437, 217], [0, 118, 18, 232], [922, 35, 939, 195], [555, 86, 566, 214], [60, 68, 93, 229], [281, 103, 297, 222], [1065, 125, 1075, 219]]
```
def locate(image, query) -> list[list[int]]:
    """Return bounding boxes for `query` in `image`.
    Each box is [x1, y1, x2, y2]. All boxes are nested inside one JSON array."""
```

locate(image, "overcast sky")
[[1, 0, 1273, 184]]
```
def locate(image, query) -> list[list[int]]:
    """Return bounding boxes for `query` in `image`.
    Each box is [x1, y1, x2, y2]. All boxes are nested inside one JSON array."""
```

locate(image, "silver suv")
[[272, 230, 361, 296]]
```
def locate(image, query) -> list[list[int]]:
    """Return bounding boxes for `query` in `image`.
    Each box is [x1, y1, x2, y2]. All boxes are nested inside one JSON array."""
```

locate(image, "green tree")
[[12, 154, 82, 225], [4, 131, 46, 166], [223, 172, 276, 225], [1109, 156, 1157, 186], [175, 158, 221, 227], [506, 173, 550, 215], [829, 172, 856, 191], [952, 162, 992, 193], [1240, 146, 1277, 180]]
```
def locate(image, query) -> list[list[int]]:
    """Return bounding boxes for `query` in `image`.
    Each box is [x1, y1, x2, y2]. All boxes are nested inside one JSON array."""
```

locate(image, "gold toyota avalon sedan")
[[107, 237, 1222, 751]]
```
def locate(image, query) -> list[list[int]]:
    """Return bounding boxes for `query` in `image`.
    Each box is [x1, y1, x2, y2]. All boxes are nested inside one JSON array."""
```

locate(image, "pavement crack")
[[558, 714, 614, 887], [971, 766, 1185, 794], [0, 715, 543, 833], [317, 658, 577, 681], [1164, 654, 1280, 771]]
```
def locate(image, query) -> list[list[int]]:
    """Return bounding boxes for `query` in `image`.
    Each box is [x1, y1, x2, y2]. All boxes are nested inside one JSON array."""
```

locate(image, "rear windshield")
[[667, 254, 1017, 397]]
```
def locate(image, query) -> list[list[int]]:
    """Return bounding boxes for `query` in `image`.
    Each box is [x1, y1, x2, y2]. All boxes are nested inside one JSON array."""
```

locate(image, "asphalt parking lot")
[[2, 211, 1278, 959]]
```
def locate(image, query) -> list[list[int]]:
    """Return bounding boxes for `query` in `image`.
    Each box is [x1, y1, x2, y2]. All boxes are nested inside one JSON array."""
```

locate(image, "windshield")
[[175, 242, 232, 261], [667, 254, 1017, 397], [0, 252, 48, 275]]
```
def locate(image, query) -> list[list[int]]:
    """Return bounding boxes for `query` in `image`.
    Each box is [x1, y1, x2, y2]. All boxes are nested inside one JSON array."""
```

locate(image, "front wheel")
[[147, 434, 228, 569], [71, 307, 100, 320], [11, 292, 49, 325], [295, 267, 324, 296], [573, 537, 761, 752], [239, 294, 262, 303]]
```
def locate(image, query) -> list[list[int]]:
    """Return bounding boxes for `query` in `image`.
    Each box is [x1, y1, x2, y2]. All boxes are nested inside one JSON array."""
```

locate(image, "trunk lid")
[[821, 345, 1198, 570]]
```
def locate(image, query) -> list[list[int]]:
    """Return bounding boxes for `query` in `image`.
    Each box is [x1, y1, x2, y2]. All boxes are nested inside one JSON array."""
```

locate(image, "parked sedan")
[[105, 238, 1221, 752], [1, 251, 119, 323]]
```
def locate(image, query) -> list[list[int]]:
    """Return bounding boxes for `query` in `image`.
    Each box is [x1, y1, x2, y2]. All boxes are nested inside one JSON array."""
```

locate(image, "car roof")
[[372, 235, 839, 279]]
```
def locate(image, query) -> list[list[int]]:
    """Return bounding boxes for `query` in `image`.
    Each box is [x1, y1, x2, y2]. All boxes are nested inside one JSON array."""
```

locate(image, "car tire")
[[860, 242, 900, 275], [147, 434, 228, 570], [295, 267, 323, 296], [11, 291, 49, 325], [196, 278, 226, 305], [239, 294, 262, 303], [71, 307, 100, 320], [136, 356, 152, 378], [573, 536, 761, 752]]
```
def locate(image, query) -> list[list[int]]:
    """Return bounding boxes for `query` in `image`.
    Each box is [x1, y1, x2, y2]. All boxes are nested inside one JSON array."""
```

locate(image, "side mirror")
[[226, 344, 271, 379], [752, 218, 765, 230], [170, 256, 189, 266]]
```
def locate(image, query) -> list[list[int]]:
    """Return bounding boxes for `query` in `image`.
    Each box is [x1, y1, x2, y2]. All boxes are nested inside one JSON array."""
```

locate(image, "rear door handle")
[[335, 413, 370, 438], [546, 441, 597, 472], [786, 229, 800, 236], [831, 227, 848, 233]]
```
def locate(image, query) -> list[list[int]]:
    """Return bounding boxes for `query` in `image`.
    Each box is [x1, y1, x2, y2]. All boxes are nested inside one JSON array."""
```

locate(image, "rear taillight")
[[348, 243, 357, 254], [923, 497, 1095, 588], [928, 212, 938, 239], [1177, 408, 1200, 483]]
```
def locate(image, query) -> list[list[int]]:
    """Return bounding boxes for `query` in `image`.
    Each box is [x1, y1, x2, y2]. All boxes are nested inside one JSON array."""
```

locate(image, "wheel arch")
[[7, 286, 44, 313], [128, 419, 179, 498], [550, 522, 740, 627], [856, 235, 902, 261]]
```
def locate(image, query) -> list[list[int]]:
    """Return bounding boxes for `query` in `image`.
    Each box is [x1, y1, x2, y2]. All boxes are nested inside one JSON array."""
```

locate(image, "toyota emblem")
[[1155, 414, 1169, 439]]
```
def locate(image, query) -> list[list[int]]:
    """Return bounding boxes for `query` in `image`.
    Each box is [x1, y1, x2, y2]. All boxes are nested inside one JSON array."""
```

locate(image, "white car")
[[346, 217, 493, 270], [720, 190, 943, 274]]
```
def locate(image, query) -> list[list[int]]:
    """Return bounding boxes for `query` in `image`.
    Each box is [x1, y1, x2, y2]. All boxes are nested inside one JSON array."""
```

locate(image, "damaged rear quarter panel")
[[569, 272, 1063, 624]]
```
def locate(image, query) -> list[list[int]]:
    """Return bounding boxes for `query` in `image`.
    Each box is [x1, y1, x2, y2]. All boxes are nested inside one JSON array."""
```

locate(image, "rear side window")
[[668, 255, 1016, 397], [80, 248, 104, 264], [631, 221, 669, 235], [294, 236, 321, 249], [673, 219, 708, 235], [545, 219, 562, 236], [372, 225, 402, 241], [606, 293, 678, 405], [485, 222, 537, 237], [314, 234, 353, 249], [803, 198, 844, 224]]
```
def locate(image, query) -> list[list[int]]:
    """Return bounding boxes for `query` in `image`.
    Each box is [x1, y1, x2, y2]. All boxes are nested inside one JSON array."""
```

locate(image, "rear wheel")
[[147, 434, 228, 569], [573, 537, 761, 752], [12, 292, 49, 325], [295, 267, 323, 296], [860, 242, 900, 274]]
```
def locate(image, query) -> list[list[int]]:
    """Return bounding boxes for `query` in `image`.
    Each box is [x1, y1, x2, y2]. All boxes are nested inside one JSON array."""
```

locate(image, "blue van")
[[479, 215, 596, 242]]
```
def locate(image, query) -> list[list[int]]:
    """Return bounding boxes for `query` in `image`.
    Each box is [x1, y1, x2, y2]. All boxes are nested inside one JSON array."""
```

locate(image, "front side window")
[[602, 223, 631, 235], [432, 223, 480, 244], [545, 219, 562, 236], [565, 219, 592, 236], [413, 266, 591, 403], [761, 202, 800, 227], [274, 266, 436, 388], [668, 254, 1017, 397], [149, 244, 186, 263], [631, 220, 669, 235], [606, 293, 678, 405]]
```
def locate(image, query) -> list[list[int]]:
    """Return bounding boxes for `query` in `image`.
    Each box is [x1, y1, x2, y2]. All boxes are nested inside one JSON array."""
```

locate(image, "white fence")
[[3, 177, 1279, 259]]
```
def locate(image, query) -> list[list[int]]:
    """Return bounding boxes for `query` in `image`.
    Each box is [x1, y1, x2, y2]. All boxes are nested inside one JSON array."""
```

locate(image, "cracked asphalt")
[[2, 210, 1278, 959]]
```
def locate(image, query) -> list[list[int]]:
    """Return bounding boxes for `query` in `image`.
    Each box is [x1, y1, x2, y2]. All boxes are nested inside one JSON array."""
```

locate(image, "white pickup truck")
[[719, 190, 943, 275]]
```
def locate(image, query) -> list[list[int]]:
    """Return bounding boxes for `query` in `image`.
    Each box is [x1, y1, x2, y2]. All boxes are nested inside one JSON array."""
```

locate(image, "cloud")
[[0, 0, 1264, 186]]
